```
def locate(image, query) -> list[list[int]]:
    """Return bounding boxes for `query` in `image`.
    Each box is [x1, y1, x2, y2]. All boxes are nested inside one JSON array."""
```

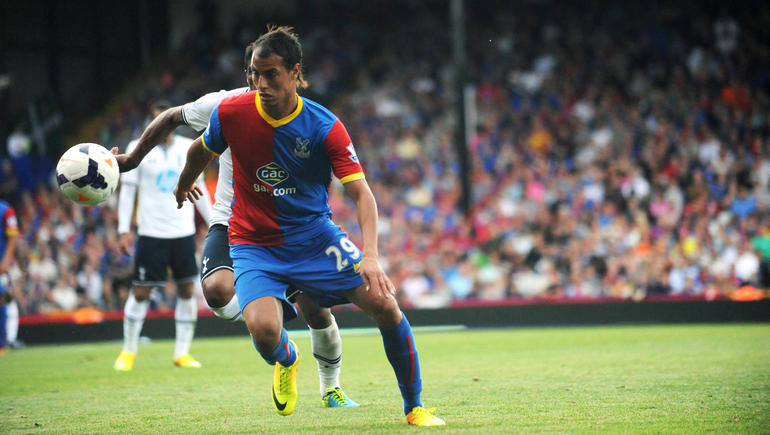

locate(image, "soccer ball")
[[56, 143, 119, 205]]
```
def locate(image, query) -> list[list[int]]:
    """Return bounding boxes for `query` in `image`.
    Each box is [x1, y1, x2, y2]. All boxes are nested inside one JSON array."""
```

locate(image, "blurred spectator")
[[443, 255, 477, 300], [713, 13, 739, 56], [7, 123, 31, 159], [48, 272, 79, 311], [734, 239, 760, 286], [751, 219, 770, 289], [76, 259, 104, 308], [6, 123, 33, 196], [4, 2, 770, 315], [0, 160, 19, 202]]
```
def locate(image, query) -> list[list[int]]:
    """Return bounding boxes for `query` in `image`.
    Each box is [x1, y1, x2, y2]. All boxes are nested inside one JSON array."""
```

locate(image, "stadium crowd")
[[4, 1, 770, 315]]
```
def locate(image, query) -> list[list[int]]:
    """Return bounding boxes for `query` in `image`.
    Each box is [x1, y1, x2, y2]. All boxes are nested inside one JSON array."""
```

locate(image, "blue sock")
[[253, 328, 297, 367], [380, 312, 423, 415], [0, 304, 6, 349]]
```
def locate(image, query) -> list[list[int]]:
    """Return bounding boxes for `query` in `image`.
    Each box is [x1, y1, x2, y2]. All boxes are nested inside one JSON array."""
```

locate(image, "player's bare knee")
[[248, 319, 282, 350], [296, 295, 332, 329], [202, 284, 229, 308], [132, 287, 151, 302], [367, 297, 402, 328], [201, 270, 234, 308], [176, 281, 195, 299], [201, 279, 230, 307], [133, 293, 149, 302], [303, 308, 332, 329], [243, 297, 284, 345]]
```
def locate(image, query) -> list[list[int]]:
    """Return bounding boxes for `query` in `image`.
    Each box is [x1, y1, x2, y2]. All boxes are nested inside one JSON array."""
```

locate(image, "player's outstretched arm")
[[174, 137, 215, 209], [112, 106, 186, 172], [343, 179, 396, 298]]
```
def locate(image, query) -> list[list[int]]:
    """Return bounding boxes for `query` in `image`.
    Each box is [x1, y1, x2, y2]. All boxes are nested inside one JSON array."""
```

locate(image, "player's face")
[[247, 52, 299, 111]]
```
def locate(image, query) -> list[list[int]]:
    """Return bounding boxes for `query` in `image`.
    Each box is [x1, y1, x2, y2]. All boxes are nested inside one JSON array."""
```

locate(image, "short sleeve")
[[3, 207, 18, 236], [324, 120, 364, 184], [181, 87, 248, 132], [201, 105, 228, 156]]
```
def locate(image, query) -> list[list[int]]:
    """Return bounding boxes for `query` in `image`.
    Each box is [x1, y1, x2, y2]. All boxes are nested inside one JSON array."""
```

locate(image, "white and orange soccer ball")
[[56, 143, 119, 205]]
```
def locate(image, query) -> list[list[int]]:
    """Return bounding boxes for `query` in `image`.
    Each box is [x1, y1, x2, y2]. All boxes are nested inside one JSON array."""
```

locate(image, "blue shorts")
[[202, 224, 302, 303], [231, 224, 365, 322]]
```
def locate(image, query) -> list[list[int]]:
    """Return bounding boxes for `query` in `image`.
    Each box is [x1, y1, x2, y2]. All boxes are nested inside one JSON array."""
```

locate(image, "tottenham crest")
[[294, 137, 311, 158]]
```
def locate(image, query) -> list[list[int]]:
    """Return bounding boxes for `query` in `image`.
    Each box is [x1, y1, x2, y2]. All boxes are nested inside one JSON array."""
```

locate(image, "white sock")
[[123, 292, 148, 354], [174, 297, 197, 358], [310, 315, 342, 397], [6, 300, 19, 343], [209, 293, 244, 322]]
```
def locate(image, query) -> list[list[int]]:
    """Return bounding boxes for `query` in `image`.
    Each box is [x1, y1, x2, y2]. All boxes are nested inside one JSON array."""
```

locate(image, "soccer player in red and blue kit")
[[174, 26, 444, 426], [0, 199, 19, 355]]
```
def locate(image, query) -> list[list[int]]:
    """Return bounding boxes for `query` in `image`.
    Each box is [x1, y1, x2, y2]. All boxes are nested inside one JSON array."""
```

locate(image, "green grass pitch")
[[1, 323, 768, 434]]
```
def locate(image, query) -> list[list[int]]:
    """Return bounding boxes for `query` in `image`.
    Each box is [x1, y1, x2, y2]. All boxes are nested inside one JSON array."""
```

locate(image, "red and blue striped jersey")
[[202, 92, 364, 246], [0, 200, 18, 259]]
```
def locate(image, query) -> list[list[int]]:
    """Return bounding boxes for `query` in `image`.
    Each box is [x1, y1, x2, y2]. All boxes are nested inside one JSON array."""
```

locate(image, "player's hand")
[[173, 183, 203, 209], [110, 147, 138, 173], [119, 233, 134, 256], [359, 254, 396, 298]]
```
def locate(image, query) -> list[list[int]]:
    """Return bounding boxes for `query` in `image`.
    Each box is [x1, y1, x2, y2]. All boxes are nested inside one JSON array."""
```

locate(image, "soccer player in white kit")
[[113, 48, 358, 406], [114, 101, 213, 371]]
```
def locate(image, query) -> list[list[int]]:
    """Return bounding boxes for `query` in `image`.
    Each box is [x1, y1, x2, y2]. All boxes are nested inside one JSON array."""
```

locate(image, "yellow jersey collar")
[[255, 93, 303, 127]]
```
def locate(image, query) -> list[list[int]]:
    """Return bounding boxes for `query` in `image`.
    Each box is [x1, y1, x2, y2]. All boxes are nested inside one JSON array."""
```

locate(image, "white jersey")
[[120, 135, 205, 238], [181, 87, 249, 227]]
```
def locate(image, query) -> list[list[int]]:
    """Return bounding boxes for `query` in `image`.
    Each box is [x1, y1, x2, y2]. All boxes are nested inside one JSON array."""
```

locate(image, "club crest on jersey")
[[257, 162, 289, 186], [294, 137, 311, 159]]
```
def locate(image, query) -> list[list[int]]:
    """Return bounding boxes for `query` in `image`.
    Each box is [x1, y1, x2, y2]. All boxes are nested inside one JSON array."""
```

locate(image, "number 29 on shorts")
[[325, 237, 361, 271]]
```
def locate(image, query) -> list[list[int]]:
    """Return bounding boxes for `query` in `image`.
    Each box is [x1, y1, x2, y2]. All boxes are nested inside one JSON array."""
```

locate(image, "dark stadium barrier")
[[16, 299, 770, 345]]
